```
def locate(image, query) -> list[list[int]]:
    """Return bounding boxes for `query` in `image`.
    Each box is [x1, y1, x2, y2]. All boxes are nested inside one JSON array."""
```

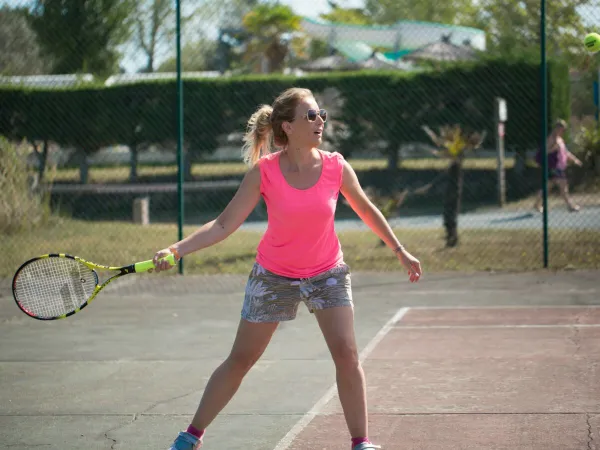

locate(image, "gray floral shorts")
[[241, 262, 353, 323]]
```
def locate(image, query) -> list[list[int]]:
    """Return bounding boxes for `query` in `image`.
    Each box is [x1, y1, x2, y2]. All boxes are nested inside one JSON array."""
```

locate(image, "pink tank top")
[[556, 137, 568, 170], [256, 149, 345, 278]]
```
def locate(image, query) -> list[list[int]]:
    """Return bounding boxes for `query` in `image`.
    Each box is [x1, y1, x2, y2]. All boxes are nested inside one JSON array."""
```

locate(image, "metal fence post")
[[176, 0, 185, 275], [540, 0, 549, 268]]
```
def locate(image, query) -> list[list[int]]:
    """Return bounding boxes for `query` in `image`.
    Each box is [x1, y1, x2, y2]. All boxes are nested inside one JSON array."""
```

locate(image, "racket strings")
[[14, 257, 98, 318]]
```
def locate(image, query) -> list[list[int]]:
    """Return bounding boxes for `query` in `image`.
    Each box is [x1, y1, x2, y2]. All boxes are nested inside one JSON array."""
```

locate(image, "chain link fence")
[[1, 0, 600, 284]]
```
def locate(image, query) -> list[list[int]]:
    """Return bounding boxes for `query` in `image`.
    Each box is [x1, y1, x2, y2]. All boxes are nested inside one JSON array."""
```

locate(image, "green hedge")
[[0, 58, 570, 162]]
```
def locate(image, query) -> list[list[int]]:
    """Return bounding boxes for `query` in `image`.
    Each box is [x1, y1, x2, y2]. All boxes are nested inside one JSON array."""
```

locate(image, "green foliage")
[[572, 117, 600, 175], [241, 3, 303, 73], [135, 0, 177, 72], [0, 6, 50, 76], [0, 58, 570, 169], [30, 0, 135, 76], [307, 39, 330, 60], [473, 0, 593, 67], [364, 0, 478, 26], [549, 59, 572, 131], [157, 40, 219, 72], [421, 124, 486, 160], [345, 0, 592, 68], [0, 136, 51, 234], [391, 57, 567, 147], [320, 6, 374, 25]]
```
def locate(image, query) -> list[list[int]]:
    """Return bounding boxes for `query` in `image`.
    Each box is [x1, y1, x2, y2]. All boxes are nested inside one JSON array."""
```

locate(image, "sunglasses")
[[303, 109, 327, 122]]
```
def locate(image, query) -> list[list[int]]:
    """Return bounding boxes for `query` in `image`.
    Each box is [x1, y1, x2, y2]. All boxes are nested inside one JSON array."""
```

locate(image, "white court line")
[[408, 304, 600, 310], [272, 307, 410, 450], [394, 324, 600, 329], [403, 290, 597, 296]]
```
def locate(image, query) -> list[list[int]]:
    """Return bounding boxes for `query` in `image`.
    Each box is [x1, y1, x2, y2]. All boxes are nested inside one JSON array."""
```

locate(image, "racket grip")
[[135, 253, 176, 273]]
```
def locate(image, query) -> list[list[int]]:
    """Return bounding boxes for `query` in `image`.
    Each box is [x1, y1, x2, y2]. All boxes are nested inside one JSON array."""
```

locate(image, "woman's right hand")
[[152, 248, 177, 272]]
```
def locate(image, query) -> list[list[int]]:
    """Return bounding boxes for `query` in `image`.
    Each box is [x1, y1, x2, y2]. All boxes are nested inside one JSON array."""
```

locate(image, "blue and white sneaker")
[[353, 443, 381, 450], [168, 431, 201, 450]]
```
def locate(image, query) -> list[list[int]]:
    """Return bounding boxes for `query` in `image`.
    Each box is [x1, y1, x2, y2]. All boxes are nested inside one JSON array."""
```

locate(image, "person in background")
[[534, 119, 583, 213]]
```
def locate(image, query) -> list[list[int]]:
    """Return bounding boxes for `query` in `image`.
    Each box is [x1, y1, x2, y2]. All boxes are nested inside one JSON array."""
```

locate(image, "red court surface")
[[279, 306, 600, 450]]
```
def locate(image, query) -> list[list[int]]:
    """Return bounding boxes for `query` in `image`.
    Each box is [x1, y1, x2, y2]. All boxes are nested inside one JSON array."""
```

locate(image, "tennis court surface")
[[1, 269, 598, 449]]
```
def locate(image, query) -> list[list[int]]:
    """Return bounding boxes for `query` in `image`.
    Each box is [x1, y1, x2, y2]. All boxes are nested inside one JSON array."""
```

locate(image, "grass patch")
[[51, 157, 509, 184], [0, 138, 52, 234], [2, 218, 599, 279]]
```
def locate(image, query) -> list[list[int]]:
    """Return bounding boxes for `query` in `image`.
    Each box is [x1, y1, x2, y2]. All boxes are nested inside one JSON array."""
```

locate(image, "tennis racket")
[[12, 253, 176, 321]]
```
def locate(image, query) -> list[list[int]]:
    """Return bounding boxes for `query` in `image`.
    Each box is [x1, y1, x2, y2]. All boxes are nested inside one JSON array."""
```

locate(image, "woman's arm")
[[340, 161, 401, 251], [558, 136, 583, 166], [339, 160, 422, 282], [153, 165, 261, 269], [566, 150, 583, 166]]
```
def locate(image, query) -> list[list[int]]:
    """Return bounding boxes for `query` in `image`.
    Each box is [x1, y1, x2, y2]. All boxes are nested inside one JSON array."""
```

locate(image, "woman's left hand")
[[396, 247, 422, 283]]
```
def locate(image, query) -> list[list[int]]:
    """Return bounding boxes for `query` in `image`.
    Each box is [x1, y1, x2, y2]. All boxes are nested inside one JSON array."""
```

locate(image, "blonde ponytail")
[[241, 87, 315, 167], [242, 105, 274, 167]]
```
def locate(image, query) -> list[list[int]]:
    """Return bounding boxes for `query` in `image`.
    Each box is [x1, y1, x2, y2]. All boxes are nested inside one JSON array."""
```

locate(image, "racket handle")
[[134, 253, 176, 273]]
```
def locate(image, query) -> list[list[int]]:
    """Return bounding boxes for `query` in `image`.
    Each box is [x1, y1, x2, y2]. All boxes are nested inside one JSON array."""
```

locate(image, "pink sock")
[[351, 437, 370, 447], [186, 425, 204, 440]]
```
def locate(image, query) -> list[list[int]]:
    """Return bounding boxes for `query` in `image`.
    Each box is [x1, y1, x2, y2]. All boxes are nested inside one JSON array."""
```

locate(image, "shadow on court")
[[0, 270, 598, 449]]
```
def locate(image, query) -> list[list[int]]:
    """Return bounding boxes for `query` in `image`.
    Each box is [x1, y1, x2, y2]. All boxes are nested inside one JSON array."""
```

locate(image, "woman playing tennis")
[[152, 87, 422, 450]]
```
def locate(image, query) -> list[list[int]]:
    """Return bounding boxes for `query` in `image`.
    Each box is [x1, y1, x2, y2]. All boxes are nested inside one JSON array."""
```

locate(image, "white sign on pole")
[[498, 98, 507, 122]]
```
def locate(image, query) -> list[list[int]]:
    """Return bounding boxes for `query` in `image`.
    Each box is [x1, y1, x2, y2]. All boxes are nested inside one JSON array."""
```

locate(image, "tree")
[[364, 0, 478, 26], [30, 0, 135, 76], [475, 0, 595, 65], [242, 3, 303, 73], [362, 0, 596, 67], [320, 1, 374, 25], [157, 40, 218, 72], [134, 0, 174, 73], [197, 0, 259, 28], [134, 0, 199, 73], [0, 6, 50, 76], [0, 137, 51, 235], [180, 0, 258, 73], [422, 124, 486, 247]]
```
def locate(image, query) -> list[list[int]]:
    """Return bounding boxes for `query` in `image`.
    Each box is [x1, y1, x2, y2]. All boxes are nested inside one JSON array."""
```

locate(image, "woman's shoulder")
[[258, 150, 282, 164], [319, 149, 346, 164]]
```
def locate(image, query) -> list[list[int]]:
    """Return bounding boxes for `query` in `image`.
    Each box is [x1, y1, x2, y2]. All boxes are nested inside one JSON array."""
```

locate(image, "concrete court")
[[0, 269, 598, 450]]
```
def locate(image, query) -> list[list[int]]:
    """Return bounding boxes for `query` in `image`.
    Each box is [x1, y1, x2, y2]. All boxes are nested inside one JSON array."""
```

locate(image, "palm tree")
[[422, 124, 486, 247], [241, 3, 303, 73]]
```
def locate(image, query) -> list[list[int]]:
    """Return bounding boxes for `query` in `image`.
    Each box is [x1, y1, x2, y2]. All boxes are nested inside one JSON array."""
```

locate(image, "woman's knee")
[[330, 340, 360, 369], [226, 349, 262, 375]]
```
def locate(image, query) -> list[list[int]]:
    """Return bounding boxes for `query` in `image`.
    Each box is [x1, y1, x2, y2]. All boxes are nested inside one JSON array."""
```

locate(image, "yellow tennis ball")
[[584, 33, 600, 53]]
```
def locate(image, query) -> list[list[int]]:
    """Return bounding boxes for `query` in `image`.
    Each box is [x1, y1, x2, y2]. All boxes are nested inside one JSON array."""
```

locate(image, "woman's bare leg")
[[314, 306, 368, 439], [190, 319, 279, 430]]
